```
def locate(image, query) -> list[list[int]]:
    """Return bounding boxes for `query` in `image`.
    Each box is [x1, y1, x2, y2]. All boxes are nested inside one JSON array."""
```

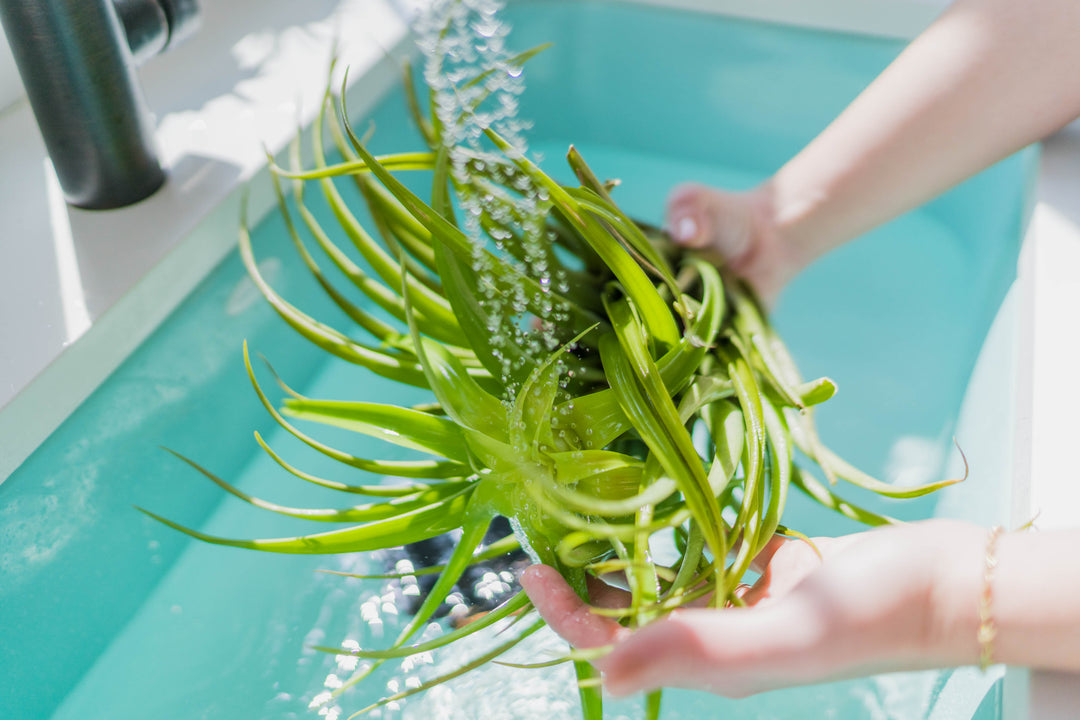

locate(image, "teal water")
[[0, 2, 1035, 718]]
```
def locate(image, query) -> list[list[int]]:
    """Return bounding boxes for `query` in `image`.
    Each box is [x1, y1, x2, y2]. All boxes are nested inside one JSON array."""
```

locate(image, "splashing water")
[[304, 4, 586, 713], [412, 0, 572, 396]]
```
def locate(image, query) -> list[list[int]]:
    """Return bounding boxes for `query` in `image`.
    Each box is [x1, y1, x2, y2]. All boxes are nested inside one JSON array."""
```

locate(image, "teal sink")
[[0, 2, 1036, 718]]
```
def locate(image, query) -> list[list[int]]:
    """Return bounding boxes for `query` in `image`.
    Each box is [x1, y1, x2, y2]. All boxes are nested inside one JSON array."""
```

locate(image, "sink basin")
[[0, 2, 1037, 718]]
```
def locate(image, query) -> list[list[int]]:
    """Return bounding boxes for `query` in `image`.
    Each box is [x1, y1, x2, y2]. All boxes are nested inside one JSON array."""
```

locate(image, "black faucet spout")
[[0, 0, 199, 210]]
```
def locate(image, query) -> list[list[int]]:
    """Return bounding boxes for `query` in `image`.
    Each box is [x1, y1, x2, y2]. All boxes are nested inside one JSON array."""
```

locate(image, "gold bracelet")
[[977, 525, 1003, 671]]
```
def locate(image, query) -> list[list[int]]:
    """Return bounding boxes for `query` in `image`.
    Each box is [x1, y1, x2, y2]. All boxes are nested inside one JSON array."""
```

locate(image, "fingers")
[[667, 184, 713, 247], [522, 563, 830, 698], [602, 602, 822, 698], [665, 184, 754, 262], [520, 565, 628, 650], [745, 534, 830, 607], [749, 533, 790, 574], [600, 607, 770, 697], [601, 612, 712, 697], [740, 573, 773, 608]]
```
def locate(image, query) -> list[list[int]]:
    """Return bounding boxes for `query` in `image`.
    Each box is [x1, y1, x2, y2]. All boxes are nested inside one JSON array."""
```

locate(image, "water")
[[414, 0, 570, 393], [0, 2, 1035, 718]]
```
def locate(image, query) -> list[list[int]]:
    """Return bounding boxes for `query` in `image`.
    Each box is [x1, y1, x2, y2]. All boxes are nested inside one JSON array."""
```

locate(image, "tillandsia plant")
[[141, 10, 963, 720]]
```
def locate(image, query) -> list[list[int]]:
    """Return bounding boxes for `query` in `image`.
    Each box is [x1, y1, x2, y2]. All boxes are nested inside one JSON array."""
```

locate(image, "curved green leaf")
[[164, 448, 470, 523], [137, 485, 473, 554], [281, 398, 471, 463]]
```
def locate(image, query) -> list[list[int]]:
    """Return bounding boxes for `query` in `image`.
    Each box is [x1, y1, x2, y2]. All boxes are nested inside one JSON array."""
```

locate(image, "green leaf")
[[243, 343, 469, 479], [561, 259, 726, 449], [338, 101, 604, 339], [255, 431, 463, 489], [703, 398, 744, 497], [285, 160, 462, 349], [717, 340, 768, 589], [599, 328, 726, 582], [509, 323, 600, 452], [310, 590, 531, 659], [484, 127, 679, 350], [575, 660, 604, 720], [645, 690, 663, 720], [391, 514, 493, 646], [163, 448, 470, 523], [355, 175, 441, 280], [564, 147, 681, 300], [239, 205, 432, 387], [759, 398, 793, 543], [310, 96, 463, 339], [405, 318, 510, 440], [788, 413, 963, 498], [136, 485, 473, 554], [792, 466, 897, 526], [320, 107, 442, 278], [542, 470, 668, 517], [269, 151, 436, 181], [270, 149, 407, 346], [281, 398, 472, 464], [667, 520, 706, 601], [796, 376, 838, 407]]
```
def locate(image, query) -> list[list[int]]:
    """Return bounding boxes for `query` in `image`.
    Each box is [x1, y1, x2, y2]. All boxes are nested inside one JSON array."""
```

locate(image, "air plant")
[[141, 41, 961, 720]]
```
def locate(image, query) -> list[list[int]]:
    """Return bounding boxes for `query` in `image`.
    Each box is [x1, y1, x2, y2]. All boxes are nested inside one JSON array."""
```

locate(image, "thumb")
[[519, 565, 627, 650]]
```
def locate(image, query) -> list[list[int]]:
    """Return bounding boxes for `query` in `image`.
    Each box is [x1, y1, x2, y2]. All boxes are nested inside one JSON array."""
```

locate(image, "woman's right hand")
[[666, 183, 803, 304], [522, 520, 988, 699]]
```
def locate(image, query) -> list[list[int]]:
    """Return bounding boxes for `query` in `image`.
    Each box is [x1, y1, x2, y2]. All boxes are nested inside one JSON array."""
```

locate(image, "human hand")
[[666, 183, 803, 304], [521, 520, 985, 699]]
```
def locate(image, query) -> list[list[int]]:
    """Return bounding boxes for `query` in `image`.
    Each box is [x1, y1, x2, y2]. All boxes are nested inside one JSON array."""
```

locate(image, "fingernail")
[[672, 215, 698, 243], [519, 566, 543, 588]]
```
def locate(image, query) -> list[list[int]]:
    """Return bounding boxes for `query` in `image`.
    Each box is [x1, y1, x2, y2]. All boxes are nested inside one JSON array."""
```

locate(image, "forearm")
[[934, 526, 1080, 672], [995, 530, 1080, 670], [764, 0, 1080, 267]]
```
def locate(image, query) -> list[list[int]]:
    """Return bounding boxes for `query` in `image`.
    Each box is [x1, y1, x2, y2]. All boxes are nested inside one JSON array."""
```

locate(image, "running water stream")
[[312, 4, 582, 715], [412, 0, 572, 394]]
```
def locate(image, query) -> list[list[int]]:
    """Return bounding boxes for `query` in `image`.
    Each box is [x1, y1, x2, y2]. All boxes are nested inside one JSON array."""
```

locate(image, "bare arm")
[[935, 525, 1080, 673], [774, 0, 1080, 260], [669, 0, 1080, 296]]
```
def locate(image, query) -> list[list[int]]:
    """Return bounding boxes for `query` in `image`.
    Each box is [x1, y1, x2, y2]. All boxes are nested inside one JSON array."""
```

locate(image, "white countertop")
[[0, 0, 411, 480]]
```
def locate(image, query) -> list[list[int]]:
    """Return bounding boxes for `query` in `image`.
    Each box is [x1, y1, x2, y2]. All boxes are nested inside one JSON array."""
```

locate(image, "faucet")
[[0, 0, 199, 209]]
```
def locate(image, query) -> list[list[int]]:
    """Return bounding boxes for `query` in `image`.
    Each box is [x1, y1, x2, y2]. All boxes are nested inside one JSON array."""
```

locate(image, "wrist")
[[755, 169, 835, 275], [735, 182, 806, 300], [922, 520, 992, 667]]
